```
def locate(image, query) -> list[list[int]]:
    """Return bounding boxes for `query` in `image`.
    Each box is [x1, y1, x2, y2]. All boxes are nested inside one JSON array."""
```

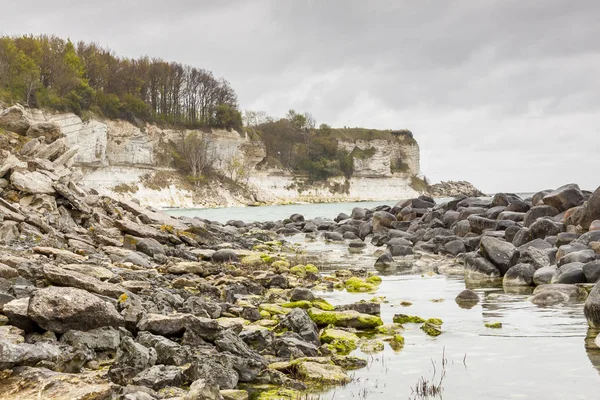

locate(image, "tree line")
[[0, 35, 242, 130]]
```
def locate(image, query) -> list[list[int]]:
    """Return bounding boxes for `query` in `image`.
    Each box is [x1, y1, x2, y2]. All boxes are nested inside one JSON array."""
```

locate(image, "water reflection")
[[585, 329, 600, 375]]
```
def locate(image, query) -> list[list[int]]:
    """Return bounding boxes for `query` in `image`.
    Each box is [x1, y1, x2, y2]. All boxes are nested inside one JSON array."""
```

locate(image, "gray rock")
[[0, 339, 62, 369], [444, 239, 466, 256], [137, 313, 221, 341], [132, 364, 186, 390], [136, 238, 165, 257], [43, 264, 125, 298], [3, 297, 38, 332], [455, 289, 479, 307], [479, 236, 517, 275], [181, 297, 223, 319], [273, 332, 319, 359], [108, 336, 157, 385], [523, 205, 560, 227], [552, 262, 586, 284], [464, 252, 501, 281], [583, 260, 600, 283], [137, 331, 190, 366], [10, 171, 55, 194], [503, 263, 534, 286], [239, 328, 275, 354], [214, 329, 267, 382], [60, 327, 121, 351], [579, 187, 600, 230], [324, 231, 344, 241], [276, 308, 320, 345], [531, 290, 570, 306], [557, 249, 596, 267], [336, 302, 380, 315], [584, 281, 600, 328], [0, 104, 31, 134], [374, 252, 398, 274], [0, 221, 20, 244], [289, 287, 315, 302], [533, 265, 558, 285], [518, 246, 550, 270], [28, 286, 124, 334], [542, 184, 584, 212], [186, 354, 239, 390], [388, 244, 413, 256], [212, 249, 239, 263]]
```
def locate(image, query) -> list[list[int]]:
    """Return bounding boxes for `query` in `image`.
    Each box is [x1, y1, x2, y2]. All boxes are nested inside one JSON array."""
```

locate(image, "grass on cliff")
[[331, 128, 417, 145]]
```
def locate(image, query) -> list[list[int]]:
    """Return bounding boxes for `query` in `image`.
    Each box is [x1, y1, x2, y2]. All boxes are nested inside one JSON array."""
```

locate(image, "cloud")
[[1, 0, 599, 193]]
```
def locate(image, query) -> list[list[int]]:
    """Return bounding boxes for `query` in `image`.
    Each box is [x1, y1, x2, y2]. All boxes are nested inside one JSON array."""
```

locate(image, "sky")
[[1, 0, 599, 193]]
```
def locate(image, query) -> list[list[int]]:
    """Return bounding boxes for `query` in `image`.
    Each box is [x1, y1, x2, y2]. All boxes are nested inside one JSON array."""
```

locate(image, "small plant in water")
[[410, 347, 447, 399]]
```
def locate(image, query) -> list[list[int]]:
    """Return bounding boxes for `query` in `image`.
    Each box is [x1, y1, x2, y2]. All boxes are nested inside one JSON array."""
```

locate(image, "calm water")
[[167, 201, 599, 399]]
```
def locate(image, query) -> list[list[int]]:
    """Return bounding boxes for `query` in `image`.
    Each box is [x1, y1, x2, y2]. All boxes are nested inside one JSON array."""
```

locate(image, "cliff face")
[[3, 106, 422, 207]]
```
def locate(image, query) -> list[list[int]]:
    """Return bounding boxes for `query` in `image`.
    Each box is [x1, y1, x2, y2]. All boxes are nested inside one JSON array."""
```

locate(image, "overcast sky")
[[2, 0, 599, 193]]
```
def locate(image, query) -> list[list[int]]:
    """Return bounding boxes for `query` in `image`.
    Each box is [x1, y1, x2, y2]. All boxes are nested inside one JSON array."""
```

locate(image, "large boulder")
[[214, 329, 268, 382], [464, 252, 501, 281], [523, 205, 560, 227], [533, 265, 558, 286], [276, 308, 320, 345], [108, 336, 157, 385], [542, 184, 585, 212], [306, 308, 382, 329], [0, 104, 31, 134], [479, 237, 517, 275], [374, 252, 398, 274], [583, 260, 600, 283], [503, 263, 534, 286], [28, 286, 124, 333]]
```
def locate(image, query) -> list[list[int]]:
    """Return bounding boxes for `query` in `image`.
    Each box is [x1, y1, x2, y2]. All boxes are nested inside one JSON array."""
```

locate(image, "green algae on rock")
[[421, 321, 442, 336], [393, 314, 425, 324], [389, 334, 405, 350], [375, 323, 404, 335], [485, 322, 503, 329], [359, 339, 385, 353], [344, 277, 378, 293], [307, 307, 383, 329]]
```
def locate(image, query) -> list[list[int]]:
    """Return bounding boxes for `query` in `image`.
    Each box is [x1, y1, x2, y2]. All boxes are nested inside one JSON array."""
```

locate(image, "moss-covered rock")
[[305, 264, 319, 274], [344, 277, 377, 293], [331, 355, 368, 370], [307, 308, 383, 329], [375, 323, 404, 335], [400, 301, 412, 307], [359, 339, 384, 353], [365, 275, 382, 285], [259, 303, 290, 315], [389, 334, 405, 350], [485, 322, 502, 329], [221, 389, 249, 400], [289, 265, 307, 277], [256, 388, 304, 400], [281, 300, 313, 309], [421, 322, 442, 336], [320, 329, 359, 354], [296, 361, 351, 384], [426, 318, 443, 326], [241, 254, 266, 268], [311, 298, 335, 311], [393, 314, 425, 324]]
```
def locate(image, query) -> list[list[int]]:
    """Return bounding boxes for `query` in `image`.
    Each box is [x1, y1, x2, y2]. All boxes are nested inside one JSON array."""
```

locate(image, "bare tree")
[[178, 131, 217, 178]]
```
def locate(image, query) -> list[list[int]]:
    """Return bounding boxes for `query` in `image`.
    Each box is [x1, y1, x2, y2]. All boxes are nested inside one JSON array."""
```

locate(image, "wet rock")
[[307, 307, 382, 329], [455, 289, 479, 307], [374, 252, 398, 274], [336, 301, 381, 315], [534, 284, 587, 302], [531, 290, 570, 306], [552, 262, 586, 284], [388, 244, 413, 256], [542, 184, 585, 212], [108, 336, 157, 385], [324, 231, 344, 241], [579, 187, 600, 230], [533, 265, 558, 285], [584, 281, 600, 328], [464, 252, 501, 281], [444, 239, 466, 256], [503, 263, 534, 286], [28, 286, 124, 334], [479, 237, 516, 275], [296, 360, 351, 384], [273, 332, 319, 358]]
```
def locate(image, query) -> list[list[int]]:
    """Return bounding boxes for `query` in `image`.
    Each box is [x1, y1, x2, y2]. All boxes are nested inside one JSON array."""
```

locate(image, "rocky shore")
[[2, 114, 600, 398]]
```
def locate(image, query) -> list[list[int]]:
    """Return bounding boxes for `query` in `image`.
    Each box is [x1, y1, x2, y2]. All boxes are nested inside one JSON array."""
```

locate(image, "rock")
[[372, 211, 396, 232], [42, 264, 125, 298], [10, 171, 55, 194], [214, 329, 267, 382], [455, 289, 479, 307], [518, 246, 550, 270], [60, 327, 121, 352], [503, 263, 534, 286], [552, 262, 586, 284], [0, 367, 115, 399], [531, 291, 569, 306], [132, 364, 186, 390], [320, 328, 360, 354], [108, 336, 157, 385], [464, 252, 501, 281], [479, 237, 516, 275], [523, 205, 560, 227], [0, 104, 31, 134], [579, 187, 600, 230], [533, 283, 587, 301], [296, 361, 351, 384], [136, 237, 165, 257], [533, 265, 558, 285], [273, 332, 319, 358], [0, 221, 19, 243], [444, 239, 466, 256], [583, 261, 600, 283], [115, 219, 170, 244], [307, 307, 382, 329], [585, 281, 600, 328], [3, 297, 38, 332], [0, 339, 62, 369], [212, 249, 239, 263], [137, 313, 221, 341], [221, 389, 248, 400], [183, 378, 223, 400], [28, 286, 124, 334], [557, 249, 596, 267], [374, 252, 398, 274], [336, 301, 380, 315], [26, 122, 62, 143], [277, 308, 320, 345], [186, 354, 239, 390], [289, 287, 315, 302], [467, 215, 496, 234], [542, 184, 584, 212]]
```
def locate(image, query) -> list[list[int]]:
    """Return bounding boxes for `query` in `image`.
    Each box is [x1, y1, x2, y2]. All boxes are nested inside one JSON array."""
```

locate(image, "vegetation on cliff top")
[[0, 35, 242, 130]]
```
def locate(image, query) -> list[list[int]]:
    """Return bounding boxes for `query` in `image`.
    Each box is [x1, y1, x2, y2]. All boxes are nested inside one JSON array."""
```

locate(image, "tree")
[[177, 132, 217, 178]]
